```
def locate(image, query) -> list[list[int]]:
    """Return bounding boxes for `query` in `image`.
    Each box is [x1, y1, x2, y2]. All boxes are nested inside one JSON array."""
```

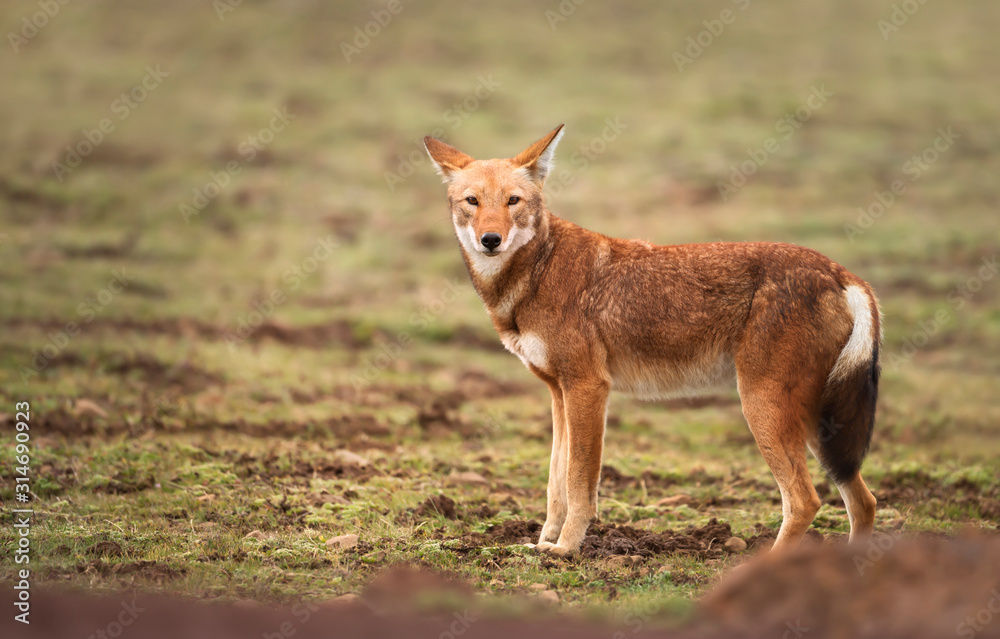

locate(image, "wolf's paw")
[[533, 541, 576, 557], [538, 523, 563, 545]]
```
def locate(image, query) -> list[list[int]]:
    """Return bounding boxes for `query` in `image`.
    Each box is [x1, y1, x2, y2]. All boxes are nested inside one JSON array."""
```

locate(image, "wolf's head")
[[424, 125, 564, 275]]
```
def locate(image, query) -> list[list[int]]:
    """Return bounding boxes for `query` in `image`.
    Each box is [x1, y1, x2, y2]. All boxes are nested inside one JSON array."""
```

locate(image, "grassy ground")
[[1, 0, 999, 625]]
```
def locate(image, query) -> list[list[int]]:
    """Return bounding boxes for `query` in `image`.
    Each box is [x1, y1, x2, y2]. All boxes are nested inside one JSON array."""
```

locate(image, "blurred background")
[[1, 0, 998, 629]]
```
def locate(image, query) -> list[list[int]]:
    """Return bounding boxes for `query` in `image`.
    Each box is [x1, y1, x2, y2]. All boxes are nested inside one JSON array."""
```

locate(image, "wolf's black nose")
[[481, 233, 502, 251]]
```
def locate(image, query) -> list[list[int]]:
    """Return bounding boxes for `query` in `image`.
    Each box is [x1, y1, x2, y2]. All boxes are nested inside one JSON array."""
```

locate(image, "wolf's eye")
[[465, 196, 478, 206], [507, 196, 520, 205]]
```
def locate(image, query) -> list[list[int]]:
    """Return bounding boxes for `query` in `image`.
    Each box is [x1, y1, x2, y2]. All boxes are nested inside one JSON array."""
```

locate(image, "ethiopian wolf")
[[425, 125, 881, 556]]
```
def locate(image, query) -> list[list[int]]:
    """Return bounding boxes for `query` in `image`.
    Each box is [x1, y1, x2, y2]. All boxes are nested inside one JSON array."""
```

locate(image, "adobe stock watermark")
[[18, 268, 137, 382], [384, 74, 502, 191], [82, 596, 145, 639], [52, 65, 170, 182], [716, 84, 832, 201], [853, 529, 906, 575], [673, 0, 752, 72], [213, 0, 243, 20], [261, 602, 320, 639], [351, 279, 464, 388], [612, 598, 661, 639], [611, 599, 807, 639], [438, 610, 477, 639], [877, 0, 930, 41], [844, 126, 959, 242], [223, 236, 340, 352], [179, 106, 295, 223], [884, 254, 998, 372], [957, 589, 1000, 639], [340, 0, 409, 62], [546, 116, 628, 198], [7, 0, 72, 53], [481, 407, 507, 438], [544, 0, 586, 30]]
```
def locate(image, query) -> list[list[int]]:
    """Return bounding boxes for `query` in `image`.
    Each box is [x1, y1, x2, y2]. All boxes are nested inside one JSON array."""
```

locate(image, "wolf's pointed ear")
[[424, 136, 474, 183], [512, 124, 565, 186]]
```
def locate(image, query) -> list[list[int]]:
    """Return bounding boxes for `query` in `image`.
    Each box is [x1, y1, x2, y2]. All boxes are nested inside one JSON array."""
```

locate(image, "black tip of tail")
[[817, 341, 880, 484]]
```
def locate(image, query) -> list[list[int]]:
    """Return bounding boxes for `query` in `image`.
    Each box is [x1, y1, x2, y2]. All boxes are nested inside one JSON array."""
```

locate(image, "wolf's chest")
[[499, 330, 550, 373]]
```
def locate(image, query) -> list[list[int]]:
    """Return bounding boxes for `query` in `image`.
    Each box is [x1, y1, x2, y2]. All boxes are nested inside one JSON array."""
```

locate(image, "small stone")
[[537, 590, 559, 604], [655, 494, 692, 507], [607, 555, 632, 569], [449, 471, 489, 486], [244, 530, 264, 540], [332, 450, 370, 468], [75, 399, 108, 418], [314, 492, 350, 506], [724, 537, 747, 552], [629, 555, 644, 565], [325, 533, 359, 550]]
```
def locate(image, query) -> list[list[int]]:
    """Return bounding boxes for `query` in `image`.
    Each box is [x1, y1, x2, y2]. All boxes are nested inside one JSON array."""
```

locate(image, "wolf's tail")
[[816, 283, 881, 484]]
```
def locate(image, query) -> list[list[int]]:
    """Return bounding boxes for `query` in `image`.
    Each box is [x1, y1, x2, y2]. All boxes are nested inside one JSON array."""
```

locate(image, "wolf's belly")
[[608, 351, 736, 400]]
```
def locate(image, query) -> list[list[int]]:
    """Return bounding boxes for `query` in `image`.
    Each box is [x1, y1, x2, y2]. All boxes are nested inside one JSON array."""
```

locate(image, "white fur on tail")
[[828, 285, 875, 382]]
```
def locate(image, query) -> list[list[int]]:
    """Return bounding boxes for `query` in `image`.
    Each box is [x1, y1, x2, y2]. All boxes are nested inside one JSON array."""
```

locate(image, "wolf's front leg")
[[535, 378, 608, 557], [536, 384, 568, 545]]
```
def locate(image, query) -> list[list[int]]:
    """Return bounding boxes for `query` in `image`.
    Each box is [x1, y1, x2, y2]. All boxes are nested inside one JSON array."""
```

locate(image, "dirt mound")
[[185, 414, 390, 440], [467, 503, 499, 520], [86, 541, 125, 558], [92, 472, 156, 495], [581, 519, 740, 559], [415, 495, 458, 519], [250, 320, 367, 349], [28, 406, 106, 437], [76, 559, 186, 584], [699, 536, 1000, 638], [452, 368, 532, 400], [464, 519, 543, 546], [239, 451, 380, 482], [404, 497, 496, 524], [457, 518, 746, 559], [412, 369, 532, 438], [34, 409, 391, 441], [416, 401, 474, 438], [874, 470, 1000, 520], [600, 464, 683, 490], [6, 316, 370, 349], [35, 463, 79, 496], [740, 524, 832, 551], [445, 325, 506, 351], [102, 352, 224, 393]]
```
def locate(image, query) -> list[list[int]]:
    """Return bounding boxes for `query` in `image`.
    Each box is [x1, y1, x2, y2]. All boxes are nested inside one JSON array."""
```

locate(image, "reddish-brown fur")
[[425, 126, 880, 556]]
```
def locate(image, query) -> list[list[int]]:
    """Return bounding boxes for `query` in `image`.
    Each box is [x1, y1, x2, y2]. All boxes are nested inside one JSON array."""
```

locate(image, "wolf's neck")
[[463, 211, 553, 331]]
